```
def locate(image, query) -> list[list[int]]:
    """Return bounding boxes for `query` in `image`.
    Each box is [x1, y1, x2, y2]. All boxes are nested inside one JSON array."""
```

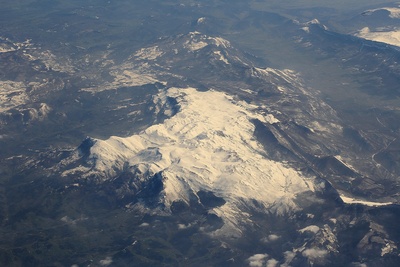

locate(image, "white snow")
[[240, 88, 254, 94], [184, 39, 208, 51], [264, 114, 280, 124], [364, 7, 400, 19], [0, 45, 16, 53], [182, 33, 232, 54], [133, 46, 164, 60], [308, 19, 321, 25], [334, 155, 357, 172], [0, 38, 32, 53], [197, 17, 206, 24], [210, 36, 231, 48], [81, 68, 163, 93], [381, 242, 397, 256], [254, 67, 302, 88], [305, 19, 328, 30], [340, 194, 393, 207], [110, 69, 159, 87], [0, 81, 28, 112], [213, 50, 229, 64], [68, 87, 315, 229], [356, 27, 400, 47], [384, 7, 400, 18], [301, 26, 310, 33], [35, 50, 75, 73]]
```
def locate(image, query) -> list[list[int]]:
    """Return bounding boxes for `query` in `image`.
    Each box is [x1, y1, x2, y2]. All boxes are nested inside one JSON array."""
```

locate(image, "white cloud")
[[261, 234, 280, 243], [268, 234, 280, 241], [299, 225, 320, 234], [99, 256, 113, 266], [178, 223, 191, 229], [247, 254, 268, 267], [266, 258, 279, 267], [302, 248, 328, 260], [281, 251, 296, 267]]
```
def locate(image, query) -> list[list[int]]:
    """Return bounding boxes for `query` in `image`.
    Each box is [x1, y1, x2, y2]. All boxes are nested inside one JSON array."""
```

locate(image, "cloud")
[[178, 223, 191, 229], [280, 251, 296, 267], [351, 263, 367, 267], [299, 225, 320, 234], [247, 254, 268, 267], [99, 257, 113, 266], [302, 248, 328, 260], [139, 222, 150, 227], [266, 258, 279, 267], [261, 234, 280, 243]]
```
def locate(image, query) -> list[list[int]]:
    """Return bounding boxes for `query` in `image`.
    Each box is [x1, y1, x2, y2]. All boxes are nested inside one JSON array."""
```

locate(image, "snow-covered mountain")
[[348, 4, 400, 47], [59, 86, 320, 234]]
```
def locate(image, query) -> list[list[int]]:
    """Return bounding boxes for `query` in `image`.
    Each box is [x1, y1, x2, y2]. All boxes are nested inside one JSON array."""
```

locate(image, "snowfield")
[[340, 194, 393, 207], [356, 27, 400, 47]]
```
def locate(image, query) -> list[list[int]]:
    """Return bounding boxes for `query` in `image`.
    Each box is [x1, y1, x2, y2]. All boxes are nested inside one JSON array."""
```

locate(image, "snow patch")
[[305, 19, 328, 30], [183, 33, 231, 52], [0, 38, 33, 53], [0, 81, 28, 112], [340, 194, 393, 207], [133, 46, 164, 61], [81, 67, 164, 93], [364, 6, 400, 19], [213, 50, 229, 64], [356, 27, 400, 47], [334, 155, 358, 173], [34, 50, 75, 73], [184, 39, 208, 51], [240, 88, 254, 94], [197, 17, 206, 24], [264, 114, 280, 124], [301, 26, 310, 33], [210, 37, 231, 48], [381, 242, 397, 256], [0, 44, 17, 53]]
